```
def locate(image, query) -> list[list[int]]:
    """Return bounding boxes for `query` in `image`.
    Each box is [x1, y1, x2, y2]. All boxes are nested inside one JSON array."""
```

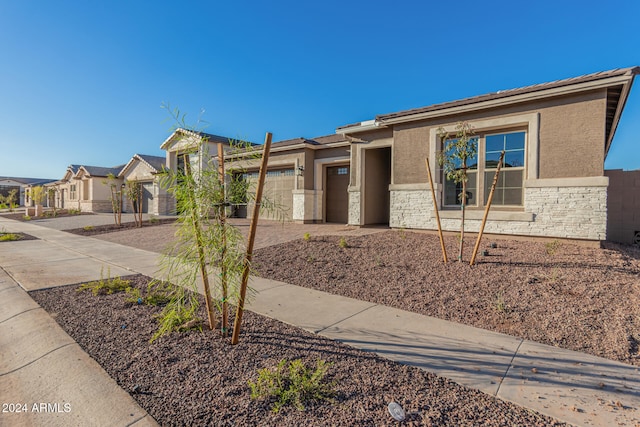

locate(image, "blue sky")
[[1, 0, 638, 179]]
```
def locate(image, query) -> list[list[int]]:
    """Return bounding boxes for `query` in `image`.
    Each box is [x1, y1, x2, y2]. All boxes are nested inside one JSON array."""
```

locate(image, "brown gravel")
[[252, 231, 640, 366], [30, 275, 564, 426]]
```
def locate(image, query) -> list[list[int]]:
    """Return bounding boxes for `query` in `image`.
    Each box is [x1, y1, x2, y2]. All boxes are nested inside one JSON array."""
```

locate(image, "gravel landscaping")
[[14, 216, 640, 425], [251, 231, 640, 366], [30, 275, 564, 426]]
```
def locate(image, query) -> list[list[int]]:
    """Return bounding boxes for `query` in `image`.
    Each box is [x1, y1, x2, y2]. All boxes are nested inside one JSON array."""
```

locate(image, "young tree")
[[7, 188, 18, 210], [152, 105, 272, 341], [104, 173, 123, 226], [437, 121, 478, 262], [124, 181, 143, 227]]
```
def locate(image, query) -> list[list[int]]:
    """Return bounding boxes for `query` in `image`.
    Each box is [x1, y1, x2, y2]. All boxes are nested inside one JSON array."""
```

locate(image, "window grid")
[[443, 130, 525, 208]]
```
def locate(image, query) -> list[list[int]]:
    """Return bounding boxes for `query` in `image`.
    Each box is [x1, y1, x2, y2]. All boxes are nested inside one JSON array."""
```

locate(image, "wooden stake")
[[183, 155, 217, 330], [231, 132, 272, 345], [470, 151, 505, 266], [217, 143, 229, 337], [425, 158, 448, 263]]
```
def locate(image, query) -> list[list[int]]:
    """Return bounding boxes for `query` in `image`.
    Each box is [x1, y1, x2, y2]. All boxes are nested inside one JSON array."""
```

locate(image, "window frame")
[[441, 129, 527, 210]]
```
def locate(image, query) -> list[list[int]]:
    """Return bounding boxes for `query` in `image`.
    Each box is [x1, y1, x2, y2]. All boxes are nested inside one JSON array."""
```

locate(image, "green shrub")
[[83, 225, 94, 231], [249, 359, 334, 413], [148, 215, 159, 224], [338, 236, 348, 249], [23, 215, 31, 221], [76, 268, 130, 296], [303, 232, 311, 241], [0, 233, 21, 242]]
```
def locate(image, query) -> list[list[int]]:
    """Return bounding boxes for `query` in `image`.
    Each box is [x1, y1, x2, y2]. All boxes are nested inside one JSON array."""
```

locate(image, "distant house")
[[0, 176, 55, 207], [160, 128, 351, 222], [119, 154, 170, 215], [46, 154, 170, 215], [46, 164, 125, 212], [336, 67, 639, 243]]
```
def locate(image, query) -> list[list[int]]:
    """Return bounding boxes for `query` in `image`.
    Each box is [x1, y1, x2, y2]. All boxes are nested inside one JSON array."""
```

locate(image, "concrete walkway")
[[1, 217, 640, 426]]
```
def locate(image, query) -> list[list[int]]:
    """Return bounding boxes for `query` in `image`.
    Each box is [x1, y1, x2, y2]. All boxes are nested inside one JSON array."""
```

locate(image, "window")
[[443, 131, 525, 208], [69, 184, 77, 200]]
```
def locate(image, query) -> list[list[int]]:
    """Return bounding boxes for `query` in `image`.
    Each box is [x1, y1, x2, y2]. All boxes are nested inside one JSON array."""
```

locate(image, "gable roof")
[[79, 165, 126, 178], [337, 67, 639, 155], [136, 154, 166, 171], [119, 154, 166, 177], [0, 176, 55, 186], [160, 128, 256, 150]]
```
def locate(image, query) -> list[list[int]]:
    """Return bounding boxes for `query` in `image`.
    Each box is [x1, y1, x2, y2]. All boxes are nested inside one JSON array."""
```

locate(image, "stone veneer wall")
[[348, 190, 361, 225], [389, 184, 607, 241], [292, 190, 323, 223]]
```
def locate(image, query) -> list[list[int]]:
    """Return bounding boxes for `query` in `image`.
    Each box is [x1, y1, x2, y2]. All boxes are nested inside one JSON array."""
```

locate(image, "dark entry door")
[[326, 165, 349, 223]]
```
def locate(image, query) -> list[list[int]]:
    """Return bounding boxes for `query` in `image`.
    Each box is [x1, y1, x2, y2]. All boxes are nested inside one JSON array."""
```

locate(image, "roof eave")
[[379, 74, 636, 127], [605, 72, 638, 156], [336, 120, 388, 135]]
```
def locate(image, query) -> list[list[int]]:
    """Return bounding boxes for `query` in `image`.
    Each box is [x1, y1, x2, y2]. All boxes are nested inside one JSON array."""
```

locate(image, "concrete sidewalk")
[[1, 217, 640, 426]]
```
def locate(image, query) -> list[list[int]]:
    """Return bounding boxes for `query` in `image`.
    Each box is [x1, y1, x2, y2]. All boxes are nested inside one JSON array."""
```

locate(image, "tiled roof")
[[0, 176, 55, 185], [136, 154, 166, 171], [82, 165, 127, 177]]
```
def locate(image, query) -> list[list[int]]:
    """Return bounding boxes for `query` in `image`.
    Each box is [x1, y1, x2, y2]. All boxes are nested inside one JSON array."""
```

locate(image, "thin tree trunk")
[[184, 156, 217, 331], [425, 158, 447, 263], [217, 143, 229, 337], [232, 132, 272, 345], [470, 151, 505, 266], [458, 167, 467, 262], [137, 183, 143, 227]]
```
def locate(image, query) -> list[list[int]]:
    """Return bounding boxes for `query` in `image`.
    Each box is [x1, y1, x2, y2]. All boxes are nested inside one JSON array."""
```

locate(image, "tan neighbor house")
[[46, 164, 125, 212], [161, 128, 351, 223], [45, 154, 170, 215], [119, 154, 170, 215], [336, 67, 639, 242]]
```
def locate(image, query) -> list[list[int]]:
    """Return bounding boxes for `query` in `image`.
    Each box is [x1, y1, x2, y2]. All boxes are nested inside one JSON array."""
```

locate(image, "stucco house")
[[45, 155, 170, 215], [0, 176, 54, 207], [161, 128, 351, 222], [119, 154, 170, 215], [46, 164, 125, 212], [336, 67, 639, 242]]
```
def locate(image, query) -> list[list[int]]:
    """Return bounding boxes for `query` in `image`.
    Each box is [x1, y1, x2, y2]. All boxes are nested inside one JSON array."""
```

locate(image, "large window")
[[443, 130, 525, 208], [69, 184, 77, 200]]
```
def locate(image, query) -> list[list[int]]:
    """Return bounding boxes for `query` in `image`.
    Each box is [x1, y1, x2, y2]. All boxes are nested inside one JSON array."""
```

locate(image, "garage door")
[[245, 168, 295, 220], [141, 182, 154, 213], [326, 165, 349, 223]]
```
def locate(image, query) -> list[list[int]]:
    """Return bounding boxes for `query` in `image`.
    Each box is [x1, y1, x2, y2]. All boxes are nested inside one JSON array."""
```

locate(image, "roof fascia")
[[337, 73, 636, 135], [378, 75, 634, 127], [605, 76, 637, 156]]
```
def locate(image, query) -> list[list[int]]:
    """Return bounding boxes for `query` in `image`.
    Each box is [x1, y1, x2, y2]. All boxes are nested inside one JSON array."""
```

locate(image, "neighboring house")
[[161, 128, 351, 222], [48, 164, 125, 212], [336, 67, 639, 242], [0, 176, 55, 207], [228, 134, 351, 223], [119, 154, 170, 215]]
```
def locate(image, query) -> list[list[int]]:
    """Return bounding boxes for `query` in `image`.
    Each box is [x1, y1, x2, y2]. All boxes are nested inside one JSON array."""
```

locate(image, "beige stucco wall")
[[345, 90, 611, 240], [375, 89, 607, 185], [606, 169, 640, 244]]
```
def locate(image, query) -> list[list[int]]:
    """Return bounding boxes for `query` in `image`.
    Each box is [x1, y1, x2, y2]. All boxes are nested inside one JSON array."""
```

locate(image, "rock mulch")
[[30, 275, 564, 426], [252, 231, 640, 366]]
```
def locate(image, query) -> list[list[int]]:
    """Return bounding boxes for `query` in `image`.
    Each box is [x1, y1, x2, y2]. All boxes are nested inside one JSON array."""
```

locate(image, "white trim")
[[525, 176, 608, 188], [433, 209, 534, 222], [313, 156, 350, 190], [428, 113, 539, 182]]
